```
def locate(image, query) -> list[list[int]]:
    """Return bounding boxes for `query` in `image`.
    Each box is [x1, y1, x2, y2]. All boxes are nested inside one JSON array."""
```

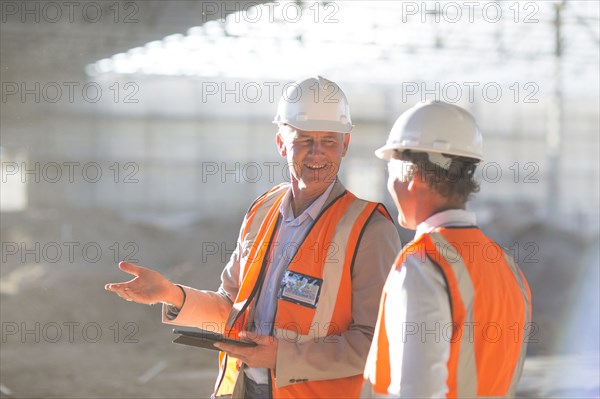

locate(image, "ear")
[[407, 167, 426, 192], [276, 132, 286, 157], [341, 133, 351, 157]]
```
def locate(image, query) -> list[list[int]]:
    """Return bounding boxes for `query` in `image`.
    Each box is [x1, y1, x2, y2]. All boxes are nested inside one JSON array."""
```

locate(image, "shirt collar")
[[280, 181, 336, 225], [414, 209, 477, 240]]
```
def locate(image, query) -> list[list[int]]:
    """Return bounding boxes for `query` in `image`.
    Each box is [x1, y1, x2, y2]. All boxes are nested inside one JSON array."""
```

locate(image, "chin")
[[300, 173, 328, 186], [397, 215, 413, 230]]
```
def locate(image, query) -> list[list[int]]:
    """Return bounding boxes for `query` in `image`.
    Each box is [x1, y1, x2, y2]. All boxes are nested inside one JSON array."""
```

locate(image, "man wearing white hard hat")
[[363, 101, 532, 398], [106, 76, 400, 398]]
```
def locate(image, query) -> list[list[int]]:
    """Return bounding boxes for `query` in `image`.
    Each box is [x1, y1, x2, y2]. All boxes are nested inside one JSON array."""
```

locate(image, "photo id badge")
[[278, 270, 323, 309]]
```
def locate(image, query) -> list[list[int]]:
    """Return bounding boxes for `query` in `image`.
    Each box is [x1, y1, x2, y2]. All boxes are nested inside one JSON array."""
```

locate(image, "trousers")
[[214, 374, 270, 399]]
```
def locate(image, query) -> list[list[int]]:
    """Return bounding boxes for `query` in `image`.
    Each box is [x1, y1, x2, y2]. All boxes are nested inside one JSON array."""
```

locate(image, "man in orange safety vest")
[[106, 76, 401, 399], [364, 101, 532, 398]]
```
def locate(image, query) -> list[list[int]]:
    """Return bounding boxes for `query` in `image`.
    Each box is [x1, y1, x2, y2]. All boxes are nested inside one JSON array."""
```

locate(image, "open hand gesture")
[[105, 261, 184, 308]]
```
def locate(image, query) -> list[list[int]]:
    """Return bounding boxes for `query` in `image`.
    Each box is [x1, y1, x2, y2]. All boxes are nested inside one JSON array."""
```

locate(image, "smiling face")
[[276, 126, 350, 194]]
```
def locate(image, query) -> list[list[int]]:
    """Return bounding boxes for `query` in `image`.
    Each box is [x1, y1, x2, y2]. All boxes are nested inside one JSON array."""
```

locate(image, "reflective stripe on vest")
[[215, 184, 391, 398], [365, 227, 532, 398]]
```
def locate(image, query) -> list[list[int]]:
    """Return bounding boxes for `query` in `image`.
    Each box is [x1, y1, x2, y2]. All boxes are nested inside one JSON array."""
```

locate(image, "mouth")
[[305, 163, 328, 170]]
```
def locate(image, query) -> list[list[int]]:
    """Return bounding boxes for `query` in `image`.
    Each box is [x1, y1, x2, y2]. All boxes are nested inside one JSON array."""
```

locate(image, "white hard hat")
[[375, 101, 483, 165], [273, 76, 353, 133]]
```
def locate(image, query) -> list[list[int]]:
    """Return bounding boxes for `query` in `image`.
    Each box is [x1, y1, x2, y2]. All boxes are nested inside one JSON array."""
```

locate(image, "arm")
[[274, 213, 402, 386], [106, 203, 259, 334], [105, 259, 238, 334], [161, 230, 246, 334], [386, 255, 451, 398], [161, 286, 233, 332]]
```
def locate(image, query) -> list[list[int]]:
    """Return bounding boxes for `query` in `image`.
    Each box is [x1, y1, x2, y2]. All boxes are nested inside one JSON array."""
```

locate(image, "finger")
[[238, 331, 272, 344], [105, 282, 131, 292], [122, 287, 134, 301], [111, 286, 136, 302], [213, 342, 232, 355], [238, 331, 257, 342], [118, 261, 145, 277], [214, 343, 247, 359], [105, 284, 135, 301]]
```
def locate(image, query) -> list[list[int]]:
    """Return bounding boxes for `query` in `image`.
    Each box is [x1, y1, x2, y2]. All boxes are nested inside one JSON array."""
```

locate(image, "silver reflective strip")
[[243, 185, 289, 245], [307, 199, 370, 342], [503, 252, 531, 397], [233, 186, 287, 307], [429, 232, 478, 398]]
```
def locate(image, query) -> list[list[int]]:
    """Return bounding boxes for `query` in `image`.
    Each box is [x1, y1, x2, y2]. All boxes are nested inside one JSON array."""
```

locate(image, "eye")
[[293, 137, 309, 144]]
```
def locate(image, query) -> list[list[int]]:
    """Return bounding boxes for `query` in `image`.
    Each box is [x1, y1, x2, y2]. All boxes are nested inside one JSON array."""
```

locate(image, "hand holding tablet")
[[172, 329, 257, 351]]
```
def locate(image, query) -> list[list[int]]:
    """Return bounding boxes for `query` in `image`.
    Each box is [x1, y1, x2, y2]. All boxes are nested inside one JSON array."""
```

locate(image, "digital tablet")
[[172, 329, 257, 351]]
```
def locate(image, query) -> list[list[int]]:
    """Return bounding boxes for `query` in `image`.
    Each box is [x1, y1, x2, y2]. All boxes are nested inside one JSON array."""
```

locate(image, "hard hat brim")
[[374, 144, 396, 161], [375, 143, 483, 162], [273, 119, 354, 134]]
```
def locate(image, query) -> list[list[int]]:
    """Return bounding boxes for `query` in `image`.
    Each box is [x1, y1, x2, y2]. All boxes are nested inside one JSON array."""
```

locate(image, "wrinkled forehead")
[[280, 125, 345, 140]]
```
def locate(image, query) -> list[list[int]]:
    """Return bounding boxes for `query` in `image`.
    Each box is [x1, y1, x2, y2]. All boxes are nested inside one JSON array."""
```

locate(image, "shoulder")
[[348, 196, 395, 233], [334, 187, 399, 245], [246, 183, 290, 215], [240, 183, 289, 241], [394, 234, 448, 286], [361, 211, 401, 253], [353, 203, 402, 266]]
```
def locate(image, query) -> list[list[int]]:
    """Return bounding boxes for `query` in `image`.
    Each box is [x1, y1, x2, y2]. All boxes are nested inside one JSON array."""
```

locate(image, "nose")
[[309, 140, 322, 154]]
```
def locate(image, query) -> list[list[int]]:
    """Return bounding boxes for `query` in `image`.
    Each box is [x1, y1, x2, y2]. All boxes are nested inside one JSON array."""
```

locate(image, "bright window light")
[[85, 1, 599, 96]]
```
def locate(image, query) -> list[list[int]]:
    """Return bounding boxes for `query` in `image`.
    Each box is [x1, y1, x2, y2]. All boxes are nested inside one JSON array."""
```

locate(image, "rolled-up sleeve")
[[275, 212, 401, 386]]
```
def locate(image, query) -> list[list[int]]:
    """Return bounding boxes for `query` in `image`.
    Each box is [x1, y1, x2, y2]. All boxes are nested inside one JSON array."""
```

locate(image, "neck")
[[409, 184, 466, 227], [290, 181, 331, 217], [416, 200, 466, 227]]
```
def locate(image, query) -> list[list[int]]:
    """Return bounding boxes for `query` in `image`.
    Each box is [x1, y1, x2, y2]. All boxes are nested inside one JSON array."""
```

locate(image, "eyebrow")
[[295, 133, 340, 139]]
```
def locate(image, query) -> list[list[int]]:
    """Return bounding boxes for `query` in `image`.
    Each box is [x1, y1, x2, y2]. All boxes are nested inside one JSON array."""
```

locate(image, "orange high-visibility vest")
[[366, 227, 532, 398], [214, 184, 391, 398]]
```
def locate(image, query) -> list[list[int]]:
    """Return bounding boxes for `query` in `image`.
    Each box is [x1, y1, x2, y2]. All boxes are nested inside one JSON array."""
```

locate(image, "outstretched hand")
[[104, 261, 183, 308]]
